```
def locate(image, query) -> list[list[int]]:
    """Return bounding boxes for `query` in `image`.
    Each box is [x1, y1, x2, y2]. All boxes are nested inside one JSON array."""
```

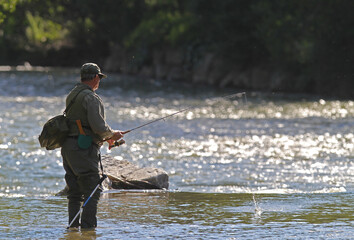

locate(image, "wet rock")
[[167, 66, 184, 81], [206, 57, 228, 85], [101, 155, 169, 190], [192, 53, 214, 83], [250, 67, 271, 89], [139, 66, 154, 78], [165, 49, 184, 65], [155, 63, 169, 79], [56, 155, 169, 196]]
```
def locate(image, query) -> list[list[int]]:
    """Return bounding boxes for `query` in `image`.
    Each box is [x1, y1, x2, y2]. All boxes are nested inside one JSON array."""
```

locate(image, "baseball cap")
[[80, 63, 107, 79]]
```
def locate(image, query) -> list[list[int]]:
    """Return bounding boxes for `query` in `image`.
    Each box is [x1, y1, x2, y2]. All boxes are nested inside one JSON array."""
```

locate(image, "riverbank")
[[103, 47, 353, 99], [2, 1, 354, 100], [1, 59, 352, 100]]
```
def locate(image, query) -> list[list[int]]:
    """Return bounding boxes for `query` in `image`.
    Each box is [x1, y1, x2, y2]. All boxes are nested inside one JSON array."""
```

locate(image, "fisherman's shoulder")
[[68, 83, 91, 95], [83, 90, 103, 104]]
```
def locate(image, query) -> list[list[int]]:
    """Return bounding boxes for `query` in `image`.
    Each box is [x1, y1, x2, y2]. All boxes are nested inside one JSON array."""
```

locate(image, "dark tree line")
[[1, 0, 353, 97]]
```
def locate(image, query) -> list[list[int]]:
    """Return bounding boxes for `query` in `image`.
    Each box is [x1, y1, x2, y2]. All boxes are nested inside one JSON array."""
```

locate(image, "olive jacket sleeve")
[[83, 92, 114, 141]]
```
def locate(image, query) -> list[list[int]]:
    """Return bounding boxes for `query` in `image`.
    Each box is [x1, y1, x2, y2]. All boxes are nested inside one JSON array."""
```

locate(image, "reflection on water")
[[62, 228, 99, 240], [0, 69, 353, 239], [0, 191, 353, 239]]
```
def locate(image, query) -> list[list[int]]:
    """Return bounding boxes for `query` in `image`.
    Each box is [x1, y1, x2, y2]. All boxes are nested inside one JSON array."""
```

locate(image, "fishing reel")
[[108, 139, 125, 150]]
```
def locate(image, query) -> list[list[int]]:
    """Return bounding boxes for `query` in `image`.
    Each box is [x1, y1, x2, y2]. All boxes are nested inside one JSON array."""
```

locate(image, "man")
[[61, 63, 123, 229]]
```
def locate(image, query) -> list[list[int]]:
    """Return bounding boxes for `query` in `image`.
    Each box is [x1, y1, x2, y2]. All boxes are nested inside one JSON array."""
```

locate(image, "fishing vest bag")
[[38, 115, 70, 150]]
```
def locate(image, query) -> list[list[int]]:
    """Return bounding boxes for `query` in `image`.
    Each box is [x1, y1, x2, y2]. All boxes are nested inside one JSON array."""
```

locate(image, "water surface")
[[0, 69, 353, 239]]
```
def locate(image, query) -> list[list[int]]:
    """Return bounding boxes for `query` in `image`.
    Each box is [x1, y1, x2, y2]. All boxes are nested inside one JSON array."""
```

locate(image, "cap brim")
[[98, 73, 107, 79]]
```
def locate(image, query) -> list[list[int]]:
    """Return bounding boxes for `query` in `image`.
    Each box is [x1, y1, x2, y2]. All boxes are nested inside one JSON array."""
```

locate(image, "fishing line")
[[126, 91, 246, 133]]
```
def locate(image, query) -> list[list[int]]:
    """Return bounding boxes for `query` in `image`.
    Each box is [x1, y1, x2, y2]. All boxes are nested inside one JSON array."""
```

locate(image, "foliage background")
[[1, 0, 353, 97]]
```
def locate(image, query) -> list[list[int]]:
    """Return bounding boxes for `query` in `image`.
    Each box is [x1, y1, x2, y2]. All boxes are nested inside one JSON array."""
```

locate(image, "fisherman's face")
[[93, 74, 101, 90]]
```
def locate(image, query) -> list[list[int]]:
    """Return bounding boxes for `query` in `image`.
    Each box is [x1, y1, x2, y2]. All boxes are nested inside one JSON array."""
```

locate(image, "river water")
[[0, 68, 353, 239]]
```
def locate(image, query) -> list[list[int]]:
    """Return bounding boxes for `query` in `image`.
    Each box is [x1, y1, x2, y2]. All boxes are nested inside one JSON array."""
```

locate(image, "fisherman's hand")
[[111, 131, 124, 140]]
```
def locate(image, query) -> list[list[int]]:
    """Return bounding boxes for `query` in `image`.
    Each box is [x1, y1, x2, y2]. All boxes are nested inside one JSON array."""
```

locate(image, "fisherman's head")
[[80, 63, 107, 90]]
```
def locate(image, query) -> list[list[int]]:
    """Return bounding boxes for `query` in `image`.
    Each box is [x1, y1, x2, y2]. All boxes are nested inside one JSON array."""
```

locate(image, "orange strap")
[[76, 120, 86, 135]]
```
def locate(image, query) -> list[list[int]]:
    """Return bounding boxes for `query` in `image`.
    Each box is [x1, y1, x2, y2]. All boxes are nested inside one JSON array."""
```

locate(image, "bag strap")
[[63, 88, 89, 116]]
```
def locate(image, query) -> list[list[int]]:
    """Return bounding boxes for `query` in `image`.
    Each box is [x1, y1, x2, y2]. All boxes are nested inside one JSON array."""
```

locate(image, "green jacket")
[[65, 83, 114, 145]]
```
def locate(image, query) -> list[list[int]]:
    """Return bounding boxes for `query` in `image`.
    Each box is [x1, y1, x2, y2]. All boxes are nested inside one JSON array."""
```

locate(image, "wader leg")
[[68, 200, 81, 227], [65, 173, 82, 228], [78, 173, 101, 228], [62, 139, 103, 229]]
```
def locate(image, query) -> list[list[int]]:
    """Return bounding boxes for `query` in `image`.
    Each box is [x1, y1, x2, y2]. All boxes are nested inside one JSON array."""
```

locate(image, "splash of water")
[[253, 194, 262, 219]]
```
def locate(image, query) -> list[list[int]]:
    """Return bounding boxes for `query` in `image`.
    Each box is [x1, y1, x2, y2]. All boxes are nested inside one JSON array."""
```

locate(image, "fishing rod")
[[108, 92, 246, 149]]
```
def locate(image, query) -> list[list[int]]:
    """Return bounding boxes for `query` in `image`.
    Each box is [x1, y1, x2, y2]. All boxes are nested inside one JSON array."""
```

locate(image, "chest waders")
[[67, 155, 106, 229]]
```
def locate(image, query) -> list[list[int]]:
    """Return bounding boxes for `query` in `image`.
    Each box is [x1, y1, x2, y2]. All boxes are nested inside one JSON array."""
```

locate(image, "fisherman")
[[61, 63, 124, 229]]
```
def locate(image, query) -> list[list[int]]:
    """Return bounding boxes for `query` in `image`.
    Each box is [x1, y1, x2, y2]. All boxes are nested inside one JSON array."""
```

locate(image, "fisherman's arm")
[[85, 94, 123, 141]]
